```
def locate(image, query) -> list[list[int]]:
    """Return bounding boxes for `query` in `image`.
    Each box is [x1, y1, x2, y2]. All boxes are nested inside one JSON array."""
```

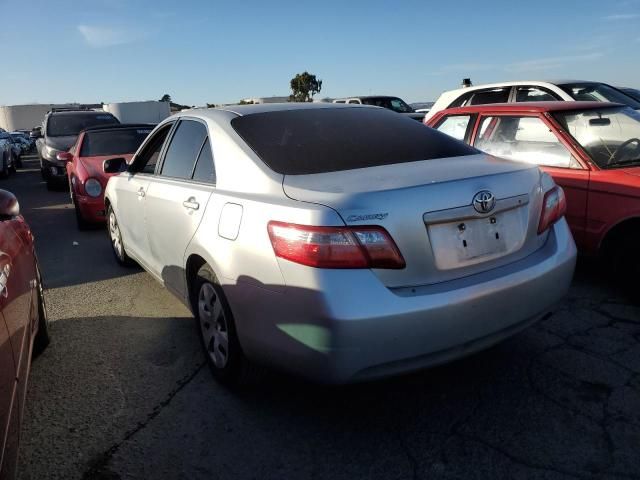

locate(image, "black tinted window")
[[231, 107, 477, 175], [192, 139, 215, 183], [132, 124, 172, 174], [470, 88, 510, 105], [80, 128, 152, 157], [46, 113, 119, 137], [161, 120, 207, 179]]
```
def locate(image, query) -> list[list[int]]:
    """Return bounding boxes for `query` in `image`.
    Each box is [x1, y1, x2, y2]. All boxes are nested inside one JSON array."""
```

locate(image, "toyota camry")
[[103, 103, 576, 384]]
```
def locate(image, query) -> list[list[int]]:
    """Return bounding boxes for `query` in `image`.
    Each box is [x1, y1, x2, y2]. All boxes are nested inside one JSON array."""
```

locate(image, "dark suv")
[[34, 109, 119, 189]]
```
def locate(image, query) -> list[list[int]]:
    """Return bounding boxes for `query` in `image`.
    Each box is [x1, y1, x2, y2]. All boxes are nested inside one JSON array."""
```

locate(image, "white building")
[[0, 104, 87, 131], [103, 101, 170, 124]]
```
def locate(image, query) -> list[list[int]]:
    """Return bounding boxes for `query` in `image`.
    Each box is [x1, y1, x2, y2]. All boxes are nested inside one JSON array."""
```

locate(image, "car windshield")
[[621, 88, 640, 103], [360, 97, 415, 113], [80, 128, 152, 157], [558, 83, 640, 109], [46, 113, 119, 137], [231, 107, 476, 175], [553, 106, 640, 168]]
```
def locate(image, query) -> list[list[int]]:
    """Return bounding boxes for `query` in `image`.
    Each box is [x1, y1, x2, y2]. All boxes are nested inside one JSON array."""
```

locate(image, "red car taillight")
[[267, 221, 405, 269], [538, 186, 567, 234]]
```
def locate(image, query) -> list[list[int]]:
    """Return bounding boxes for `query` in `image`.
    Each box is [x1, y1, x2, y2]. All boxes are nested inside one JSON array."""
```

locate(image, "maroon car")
[[0, 189, 49, 479], [427, 101, 640, 274]]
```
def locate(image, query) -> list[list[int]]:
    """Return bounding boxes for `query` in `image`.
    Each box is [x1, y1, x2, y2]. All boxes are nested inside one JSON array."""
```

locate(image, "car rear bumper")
[[226, 219, 576, 384], [75, 194, 107, 222]]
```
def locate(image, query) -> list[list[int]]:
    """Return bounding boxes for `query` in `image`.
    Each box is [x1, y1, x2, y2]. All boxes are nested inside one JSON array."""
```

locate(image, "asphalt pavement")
[[6, 157, 640, 480]]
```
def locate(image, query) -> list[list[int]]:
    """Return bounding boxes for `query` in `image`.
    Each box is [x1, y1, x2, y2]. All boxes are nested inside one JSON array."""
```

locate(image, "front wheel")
[[33, 264, 50, 356], [107, 205, 134, 266]]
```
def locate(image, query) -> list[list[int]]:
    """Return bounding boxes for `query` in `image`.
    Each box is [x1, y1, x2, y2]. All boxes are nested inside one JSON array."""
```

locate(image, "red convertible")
[[427, 102, 640, 274], [59, 124, 153, 229], [0, 189, 49, 479]]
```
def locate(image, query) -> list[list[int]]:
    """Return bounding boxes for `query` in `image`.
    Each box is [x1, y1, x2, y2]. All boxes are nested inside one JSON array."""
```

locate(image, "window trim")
[[155, 117, 210, 180], [471, 112, 587, 170]]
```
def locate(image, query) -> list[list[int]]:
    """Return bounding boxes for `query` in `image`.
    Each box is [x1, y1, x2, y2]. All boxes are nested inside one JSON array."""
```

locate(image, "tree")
[[289, 72, 322, 102], [160, 94, 172, 103]]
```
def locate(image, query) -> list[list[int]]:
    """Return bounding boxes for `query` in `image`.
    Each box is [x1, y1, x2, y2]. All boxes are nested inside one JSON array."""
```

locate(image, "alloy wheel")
[[198, 282, 229, 368], [109, 211, 123, 260]]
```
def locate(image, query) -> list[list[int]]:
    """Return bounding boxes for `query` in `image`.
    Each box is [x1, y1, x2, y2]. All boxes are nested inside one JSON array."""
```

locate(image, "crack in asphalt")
[[80, 361, 206, 480]]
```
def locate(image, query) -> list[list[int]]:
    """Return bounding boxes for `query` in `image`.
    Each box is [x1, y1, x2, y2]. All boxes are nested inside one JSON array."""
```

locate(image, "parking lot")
[[5, 156, 639, 479]]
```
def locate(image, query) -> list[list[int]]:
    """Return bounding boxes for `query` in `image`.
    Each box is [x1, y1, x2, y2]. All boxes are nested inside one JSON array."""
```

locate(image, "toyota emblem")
[[472, 190, 496, 214]]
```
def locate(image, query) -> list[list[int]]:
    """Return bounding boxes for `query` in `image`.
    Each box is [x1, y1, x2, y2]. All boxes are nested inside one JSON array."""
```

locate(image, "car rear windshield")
[[360, 97, 414, 113], [558, 83, 640, 109], [47, 113, 119, 137], [80, 128, 153, 157], [231, 107, 477, 175]]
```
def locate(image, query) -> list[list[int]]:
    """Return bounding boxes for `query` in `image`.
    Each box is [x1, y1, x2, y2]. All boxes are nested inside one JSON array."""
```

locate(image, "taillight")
[[267, 222, 405, 269], [537, 186, 567, 234]]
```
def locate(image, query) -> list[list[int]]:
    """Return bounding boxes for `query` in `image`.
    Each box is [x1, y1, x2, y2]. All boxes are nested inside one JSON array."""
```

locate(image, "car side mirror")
[[103, 157, 127, 174], [0, 189, 19, 219], [56, 152, 73, 162], [30, 128, 42, 139]]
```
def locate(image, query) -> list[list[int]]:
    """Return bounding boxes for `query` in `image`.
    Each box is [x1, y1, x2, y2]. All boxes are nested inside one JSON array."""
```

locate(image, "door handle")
[[183, 197, 200, 210], [137, 187, 146, 198]]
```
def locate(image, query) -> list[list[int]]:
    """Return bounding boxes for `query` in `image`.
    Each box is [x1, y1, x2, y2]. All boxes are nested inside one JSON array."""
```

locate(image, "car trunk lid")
[[282, 154, 547, 288]]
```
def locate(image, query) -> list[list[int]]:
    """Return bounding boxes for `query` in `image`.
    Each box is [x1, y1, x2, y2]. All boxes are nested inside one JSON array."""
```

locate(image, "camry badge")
[[472, 191, 496, 214]]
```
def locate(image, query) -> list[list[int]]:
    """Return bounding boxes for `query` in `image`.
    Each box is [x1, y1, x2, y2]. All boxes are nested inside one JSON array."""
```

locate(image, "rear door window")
[[515, 86, 560, 102], [231, 107, 477, 175], [469, 88, 510, 106], [160, 120, 208, 179]]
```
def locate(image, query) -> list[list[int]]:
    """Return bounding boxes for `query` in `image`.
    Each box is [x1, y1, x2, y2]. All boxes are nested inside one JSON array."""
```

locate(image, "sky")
[[1, 0, 639, 106]]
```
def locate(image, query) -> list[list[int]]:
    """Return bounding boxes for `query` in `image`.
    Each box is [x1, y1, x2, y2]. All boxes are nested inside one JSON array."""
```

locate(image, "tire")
[[15, 155, 22, 169], [72, 195, 90, 230], [606, 231, 640, 282], [33, 264, 50, 357], [192, 264, 254, 385], [46, 178, 55, 191], [0, 154, 8, 179], [40, 158, 49, 180], [107, 205, 134, 266], [9, 154, 16, 174]]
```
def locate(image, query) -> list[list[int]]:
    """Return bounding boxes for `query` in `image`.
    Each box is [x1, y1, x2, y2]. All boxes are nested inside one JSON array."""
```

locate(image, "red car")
[[427, 101, 640, 273], [0, 189, 49, 479], [59, 124, 153, 229]]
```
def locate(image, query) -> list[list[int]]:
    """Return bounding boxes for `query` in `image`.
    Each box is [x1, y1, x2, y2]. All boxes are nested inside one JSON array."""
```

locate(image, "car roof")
[[47, 110, 115, 117], [80, 123, 154, 133], [436, 101, 624, 115], [177, 102, 373, 119]]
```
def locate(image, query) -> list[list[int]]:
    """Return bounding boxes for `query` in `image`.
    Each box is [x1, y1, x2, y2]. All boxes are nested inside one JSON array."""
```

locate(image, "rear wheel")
[[192, 264, 253, 385], [107, 205, 134, 266], [33, 264, 50, 356], [606, 230, 640, 281]]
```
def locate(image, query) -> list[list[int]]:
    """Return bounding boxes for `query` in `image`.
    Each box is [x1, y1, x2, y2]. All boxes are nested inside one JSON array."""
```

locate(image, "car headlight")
[[43, 145, 60, 159], [84, 178, 102, 198]]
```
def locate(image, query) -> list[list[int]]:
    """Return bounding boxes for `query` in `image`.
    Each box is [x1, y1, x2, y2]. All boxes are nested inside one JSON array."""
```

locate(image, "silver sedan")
[[104, 103, 576, 384]]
